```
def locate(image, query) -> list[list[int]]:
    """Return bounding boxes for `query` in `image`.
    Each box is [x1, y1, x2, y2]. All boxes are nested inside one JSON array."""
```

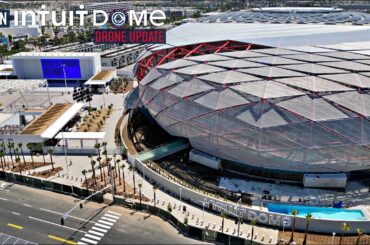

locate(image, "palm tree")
[[90, 159, 97, 186], [95, 143, 101, 160], [138, 183, 142, 207], [97, 157, 103, 181], [117, 159, 122, 185], [120, 163, 126, 193], [27, 144, 35, 169], [289, 209, 299, 244], [0, 151, 5, 170], [82, 169, 88, 188], [7, 142, 14, 165], [340, 222, 351, 245], [356, 228, 363, 245], [153, 184, 158, 208], [221, 211, 227, 233], [15, 157, 21, 175], [303, 213, 312, 245], [129, 165, 136, 194], [18, 143, 26, 165], [250, 219, 257, 245], [40, 143, 46, 165], [47, 148, 54, 171], [102, 142, 108, 163]]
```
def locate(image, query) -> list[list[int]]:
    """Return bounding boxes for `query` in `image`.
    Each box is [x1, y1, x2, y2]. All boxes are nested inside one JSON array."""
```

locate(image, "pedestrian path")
[[78, 211, 121, 245]]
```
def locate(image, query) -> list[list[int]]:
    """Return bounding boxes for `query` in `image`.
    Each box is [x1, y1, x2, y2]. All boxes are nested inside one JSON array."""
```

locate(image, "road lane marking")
[[11, 212, 20, 216], [94, 223, 111, 229], [103, 214, 119, 219], [23, 204, 31, 207], [0, 198, 8, 201], [81, 237, 98, 244], [91, 227, 107, 233], [39, 208, 96, 224], [48, 235, 77, 245], [7, 223, 23, 230], [84, 234, 101, 241], [77, 242, 87, 245], [28, 216, 87, 233], [107, 210, 121, 216], [97, 220, 114, 226], [101, 217, 116, 223], [88, 230, 104, 237]]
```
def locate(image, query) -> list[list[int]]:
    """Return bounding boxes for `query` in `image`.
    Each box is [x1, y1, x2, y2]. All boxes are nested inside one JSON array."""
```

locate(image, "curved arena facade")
[[134, 8, 370, 179]]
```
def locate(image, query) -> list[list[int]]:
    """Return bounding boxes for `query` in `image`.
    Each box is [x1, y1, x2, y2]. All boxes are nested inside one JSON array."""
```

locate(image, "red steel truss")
[[136, 40, 266, 81]]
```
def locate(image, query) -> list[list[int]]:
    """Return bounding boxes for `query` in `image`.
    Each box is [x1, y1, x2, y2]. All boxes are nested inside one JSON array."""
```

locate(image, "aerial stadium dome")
[[133, 8, 370, 180]]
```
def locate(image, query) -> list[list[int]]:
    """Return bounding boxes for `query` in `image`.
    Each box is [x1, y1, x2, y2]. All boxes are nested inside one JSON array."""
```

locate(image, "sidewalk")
[[121, 161, 279, 245]]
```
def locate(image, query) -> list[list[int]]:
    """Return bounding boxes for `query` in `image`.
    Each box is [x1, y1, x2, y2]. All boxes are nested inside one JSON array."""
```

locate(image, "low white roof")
[[55, 132, 106, 139], [41, 103, 84, 139], [12, 52, 100, 58], [84, 80, 107, 85]]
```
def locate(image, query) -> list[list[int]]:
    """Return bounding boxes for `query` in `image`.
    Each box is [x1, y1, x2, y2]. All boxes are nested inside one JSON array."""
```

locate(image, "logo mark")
[[0, 9, 10, 28], [109, 9, 128, 28]]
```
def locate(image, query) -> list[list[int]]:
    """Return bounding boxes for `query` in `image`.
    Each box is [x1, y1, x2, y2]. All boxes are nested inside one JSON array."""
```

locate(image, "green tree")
[[340, 222, 351, 245], [289, 210, 299, 244], [303, 213, 312, 245]]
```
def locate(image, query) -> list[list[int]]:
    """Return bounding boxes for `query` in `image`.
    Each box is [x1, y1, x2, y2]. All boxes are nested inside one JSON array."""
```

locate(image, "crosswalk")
[[78, 211, 121, 245]]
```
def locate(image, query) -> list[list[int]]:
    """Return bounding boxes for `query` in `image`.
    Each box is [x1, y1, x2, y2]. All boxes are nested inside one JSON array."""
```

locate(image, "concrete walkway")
[[120, 161, 279, 245]]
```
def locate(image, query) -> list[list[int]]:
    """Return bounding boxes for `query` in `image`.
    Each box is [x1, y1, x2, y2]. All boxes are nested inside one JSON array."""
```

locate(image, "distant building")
[[71, 2, 134, 15], [101, 44, 145, 68], [12, 52, 101, 82]]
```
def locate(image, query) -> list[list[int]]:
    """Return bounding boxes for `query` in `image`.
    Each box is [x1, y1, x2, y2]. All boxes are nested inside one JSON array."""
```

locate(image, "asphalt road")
[[0, 180, 208, 244]]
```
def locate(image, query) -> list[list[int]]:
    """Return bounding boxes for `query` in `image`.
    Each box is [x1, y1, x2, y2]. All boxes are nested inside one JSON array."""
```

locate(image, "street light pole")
[[46, 80, 51, 106], [237, 198, 242, 236], [62, 132, 69, 174], [332, 232, 336, 245], [62, 64, 68, 94], [109, 163, 115, 202]]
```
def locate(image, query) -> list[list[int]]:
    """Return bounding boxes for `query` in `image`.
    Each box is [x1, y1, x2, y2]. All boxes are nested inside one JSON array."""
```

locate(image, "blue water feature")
[[267, 203, 366, 221]]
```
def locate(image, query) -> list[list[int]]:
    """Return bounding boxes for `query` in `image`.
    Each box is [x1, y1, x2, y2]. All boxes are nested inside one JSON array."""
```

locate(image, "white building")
[[12, 52, 101, 81]]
